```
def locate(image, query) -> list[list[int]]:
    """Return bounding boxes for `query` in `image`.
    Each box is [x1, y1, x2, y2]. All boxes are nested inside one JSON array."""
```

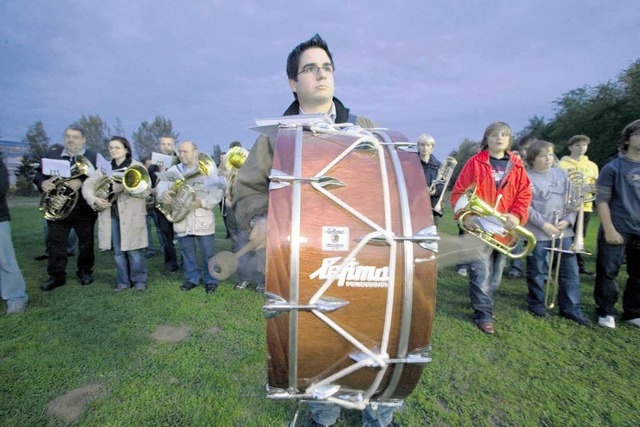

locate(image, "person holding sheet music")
[[34, 126, 98, 291], [148, 136, 180, 274]]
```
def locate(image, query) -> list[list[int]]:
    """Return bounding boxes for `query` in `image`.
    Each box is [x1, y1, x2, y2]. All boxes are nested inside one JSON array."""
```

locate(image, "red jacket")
[[450, 150, 531, 225]]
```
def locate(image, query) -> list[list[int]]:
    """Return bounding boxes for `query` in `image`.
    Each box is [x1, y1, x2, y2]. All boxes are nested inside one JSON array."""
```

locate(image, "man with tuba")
[[148, 136, 180, 274], [34, 125, 98, 291], [450, 121, 532, 335], [82, 136, 150, 292], [157, 141, 222, 294], [558, 135, 599, 275]]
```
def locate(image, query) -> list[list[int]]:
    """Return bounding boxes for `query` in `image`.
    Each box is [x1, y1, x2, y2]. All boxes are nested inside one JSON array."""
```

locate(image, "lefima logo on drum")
[[309, 257, 390, 288]]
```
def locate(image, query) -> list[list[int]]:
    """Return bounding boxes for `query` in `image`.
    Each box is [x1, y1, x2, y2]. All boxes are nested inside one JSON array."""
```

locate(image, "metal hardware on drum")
[[268, 170, 347, 190], [263, 294, 349, 319], [430, 156, 458, 215], [454, 183, 536, 260], [39, 155, 95, 220], [361, 225, 440, 253]]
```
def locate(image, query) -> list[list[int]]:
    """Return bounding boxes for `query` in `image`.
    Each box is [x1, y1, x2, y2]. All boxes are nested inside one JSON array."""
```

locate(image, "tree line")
[[446, 58, 640, 188]]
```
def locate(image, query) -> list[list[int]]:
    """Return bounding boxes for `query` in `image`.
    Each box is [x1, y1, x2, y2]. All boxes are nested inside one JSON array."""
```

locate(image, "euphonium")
[[157, 153, 215, 223], [567, 170, 596, 254], [430, 156, 458, 215], [39, 155, 96, 220], [92, 165, 150, 209], [224, 146, 249, 203], [454, 184, 537, 260]]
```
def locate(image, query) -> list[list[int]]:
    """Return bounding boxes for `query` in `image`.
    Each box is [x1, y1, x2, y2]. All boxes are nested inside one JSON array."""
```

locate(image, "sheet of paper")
[[151, 152, 174, 171], [96, 153, 112, 176], [41, 158, 71, 178]]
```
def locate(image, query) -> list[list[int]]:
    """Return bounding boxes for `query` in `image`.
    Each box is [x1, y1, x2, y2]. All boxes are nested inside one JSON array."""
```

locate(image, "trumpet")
[[430, 156, 458, 215], [454, 184, 537, 260], [39, 155, 95, 220], [566, 170, 596, 254]]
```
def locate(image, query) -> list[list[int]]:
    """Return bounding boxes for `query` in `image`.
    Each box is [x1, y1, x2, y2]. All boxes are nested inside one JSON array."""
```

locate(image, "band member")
[[34, 125, 98, 291], [523, 140, 590, 326], [1, 160, 28, 313], [594, 119, 640, 329], [417, 133, 443, 224], [450, 121, 531, 334], [157, 141, 221, 294], [82, 137, 149, 291], [558, 135, 599, 275], [148, 136, 180, 274], [233, 34, 396, 427]]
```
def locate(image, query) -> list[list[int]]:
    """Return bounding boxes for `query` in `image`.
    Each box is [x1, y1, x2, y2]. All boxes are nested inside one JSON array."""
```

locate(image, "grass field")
[[1, 197, 638, 426]]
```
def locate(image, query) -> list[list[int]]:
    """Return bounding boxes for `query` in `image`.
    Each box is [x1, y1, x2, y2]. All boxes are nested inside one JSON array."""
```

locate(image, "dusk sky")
[[1, 1, 639, 159]]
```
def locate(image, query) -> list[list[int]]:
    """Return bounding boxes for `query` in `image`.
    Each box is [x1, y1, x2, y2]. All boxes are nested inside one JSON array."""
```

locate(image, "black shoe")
[[77, 272, 94, 286], [529, 309, 549, 318], [35, 254, 49, 261], [67, 253, 75, 257], [205, 283, 218, 294], [180, 281, 198, 291], [41, 278, 65, 291], [579, 268, 594, 276], [163, 265, 179, 274]]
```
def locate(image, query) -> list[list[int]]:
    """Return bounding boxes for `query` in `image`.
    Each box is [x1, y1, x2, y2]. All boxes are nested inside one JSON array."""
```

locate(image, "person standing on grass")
[[594, 119, 640, 329], [0, 159, 28, 314], [82, 136, 149, 292], [157, 141, 222, 295], [522, 140, 591, 326], [559, 134, 599, 275], [450, 121, 532, 335], [232, 33, 397, 427], [417, 133, 443, 225]]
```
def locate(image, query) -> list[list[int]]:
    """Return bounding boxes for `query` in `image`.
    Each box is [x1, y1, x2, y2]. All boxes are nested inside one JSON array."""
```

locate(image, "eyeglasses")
[[108, 146, 125, 151], [298, 64, 334, 75]]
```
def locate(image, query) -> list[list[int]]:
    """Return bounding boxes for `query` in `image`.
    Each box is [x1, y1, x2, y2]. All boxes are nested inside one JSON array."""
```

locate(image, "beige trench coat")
[[82, 160, 149, 251]]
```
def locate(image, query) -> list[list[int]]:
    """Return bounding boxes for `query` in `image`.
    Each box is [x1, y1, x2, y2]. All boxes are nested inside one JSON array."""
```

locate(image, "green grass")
[[1, 197, 639, 426]]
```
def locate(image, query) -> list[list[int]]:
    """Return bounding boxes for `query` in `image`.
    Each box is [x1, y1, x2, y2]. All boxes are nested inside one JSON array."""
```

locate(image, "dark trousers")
[[47, 214, 96, 281], [594, 229, 640, 320], [154, 207, 178, 270], [575, 211, 592, 270]]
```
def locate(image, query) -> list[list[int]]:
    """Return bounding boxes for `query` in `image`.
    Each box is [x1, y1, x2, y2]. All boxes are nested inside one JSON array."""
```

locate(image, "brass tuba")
[[157, 153, 215, 223], [430, 156, 458, 215], [224, 146, 249, 203], [39, 155, 95, 220], [92, 165, 151, 209], [454, 184, 537, 259]]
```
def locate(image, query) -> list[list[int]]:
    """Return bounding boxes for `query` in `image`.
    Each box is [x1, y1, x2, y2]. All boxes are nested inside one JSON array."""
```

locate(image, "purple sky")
[[1, 1, 639, 159]]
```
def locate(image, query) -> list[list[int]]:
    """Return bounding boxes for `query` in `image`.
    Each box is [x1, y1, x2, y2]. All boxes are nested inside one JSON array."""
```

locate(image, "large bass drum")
[[264, 122, 437, 408]]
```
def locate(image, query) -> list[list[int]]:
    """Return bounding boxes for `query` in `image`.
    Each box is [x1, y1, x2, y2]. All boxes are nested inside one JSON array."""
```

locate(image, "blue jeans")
[[507, 240, 524, 277], [594, 228, 640, 320], [0, 221, 28, 304], [526, 237, 584, 319], [308, 402, 395, 426], [235, 228, 264, 284], [112, 215, 147, 286], [178, 234, 217, 286], [469, 246, 507, 324], [43, 219, 77, 255], [145, 209, 165, 255]]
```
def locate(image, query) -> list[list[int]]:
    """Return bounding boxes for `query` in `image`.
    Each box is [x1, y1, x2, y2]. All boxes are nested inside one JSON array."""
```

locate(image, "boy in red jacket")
[[450, 122, 532, 334]]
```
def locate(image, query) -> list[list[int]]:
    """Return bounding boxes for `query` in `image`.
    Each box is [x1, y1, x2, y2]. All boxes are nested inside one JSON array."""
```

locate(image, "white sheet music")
[[96, 153, 112, 177], [151, 152, 174, 170], [42, 158, 71, 178]]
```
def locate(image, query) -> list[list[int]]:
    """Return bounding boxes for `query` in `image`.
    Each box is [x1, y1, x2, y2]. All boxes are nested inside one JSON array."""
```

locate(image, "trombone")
[[566, 170, 596, 254], [544, 210, 572, 309]]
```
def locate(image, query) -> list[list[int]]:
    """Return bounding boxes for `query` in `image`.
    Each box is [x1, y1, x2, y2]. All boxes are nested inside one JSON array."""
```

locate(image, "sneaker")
[[235, 281, 249, 290], [7, 300, 27, 314], [114, 284, 130, 292], [255, 283, 265, 294], [625, 318, 640, 327], [134, 283, 147, 291], [597, 315, 616, 328], [457, 268, 468, 277], [507, 272, 520, 280]]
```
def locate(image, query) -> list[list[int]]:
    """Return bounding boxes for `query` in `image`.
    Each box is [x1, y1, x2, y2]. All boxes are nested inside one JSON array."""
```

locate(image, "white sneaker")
[[597, 315, 616, 328], [457, 268, 468, 277], [625, 318, 640, 327]]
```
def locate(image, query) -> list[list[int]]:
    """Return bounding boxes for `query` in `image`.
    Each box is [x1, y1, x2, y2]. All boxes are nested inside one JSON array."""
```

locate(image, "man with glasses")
[[157, 141, 221, 294], [234, 34, 397, 427]]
